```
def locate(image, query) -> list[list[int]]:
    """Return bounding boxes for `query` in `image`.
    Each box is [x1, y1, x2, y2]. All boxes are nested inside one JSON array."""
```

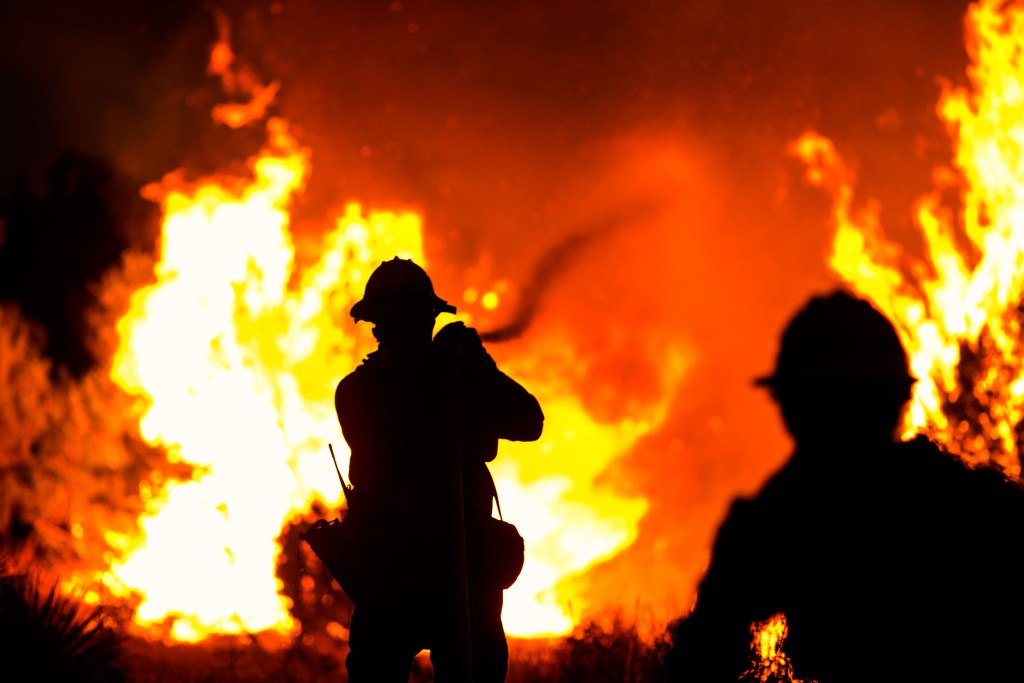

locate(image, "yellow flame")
[[103, 117, 405, 639], [97, 30, 686, 639], [790, 0, 1024, 475], [495, 342, 688, 636], [745, 613, 816, 683], [754, 613, 788, 672]]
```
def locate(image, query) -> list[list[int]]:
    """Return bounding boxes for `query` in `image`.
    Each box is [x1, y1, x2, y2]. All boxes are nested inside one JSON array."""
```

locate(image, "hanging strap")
[[484, 464, 505, 521]]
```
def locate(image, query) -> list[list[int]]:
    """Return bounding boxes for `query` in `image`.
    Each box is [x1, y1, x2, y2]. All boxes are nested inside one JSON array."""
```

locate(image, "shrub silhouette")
[[0, 564, 127, 682]]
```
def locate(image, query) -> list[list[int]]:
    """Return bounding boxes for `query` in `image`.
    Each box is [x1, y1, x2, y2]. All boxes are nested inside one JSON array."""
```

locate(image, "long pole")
[[444, 335, 474, 682]]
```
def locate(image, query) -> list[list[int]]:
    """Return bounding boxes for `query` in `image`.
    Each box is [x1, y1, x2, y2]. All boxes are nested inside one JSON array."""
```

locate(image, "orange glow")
[[207, 12, 281, 129], [87, 22, 688, 642], [791, 0, 1024, 475]]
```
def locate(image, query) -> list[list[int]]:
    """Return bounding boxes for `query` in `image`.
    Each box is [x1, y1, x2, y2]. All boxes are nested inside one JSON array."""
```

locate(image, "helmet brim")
[[350, 294, 456, 323]]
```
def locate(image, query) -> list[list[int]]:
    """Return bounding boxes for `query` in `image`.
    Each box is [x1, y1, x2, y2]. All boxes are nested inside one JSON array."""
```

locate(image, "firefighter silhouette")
[[663, 290, 1024, 683], [335, 258, 543, 682]]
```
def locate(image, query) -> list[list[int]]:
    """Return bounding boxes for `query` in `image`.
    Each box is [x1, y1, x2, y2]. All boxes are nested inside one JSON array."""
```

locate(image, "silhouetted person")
[[335, 258, 544, 682], [663, 290, 1024, 682]]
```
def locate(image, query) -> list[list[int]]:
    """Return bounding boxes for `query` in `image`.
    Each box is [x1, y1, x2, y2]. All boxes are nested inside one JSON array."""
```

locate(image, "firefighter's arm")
[[488, 370, 544, 442], [334, 372, 375, 486], [435, 322, 544, 442], [334, 375, 362, 444]]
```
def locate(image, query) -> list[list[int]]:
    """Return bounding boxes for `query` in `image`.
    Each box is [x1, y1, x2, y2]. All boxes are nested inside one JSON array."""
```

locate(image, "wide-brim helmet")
[[350, 257, 456, 323], [755, 290, 916, 390]]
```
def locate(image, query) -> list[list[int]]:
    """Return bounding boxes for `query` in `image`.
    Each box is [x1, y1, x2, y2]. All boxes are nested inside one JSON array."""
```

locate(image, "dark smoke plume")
[[479, 202, 657, 343]]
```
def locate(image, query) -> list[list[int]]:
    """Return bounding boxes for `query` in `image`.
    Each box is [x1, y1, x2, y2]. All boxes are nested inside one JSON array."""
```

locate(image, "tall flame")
[[94, 24, 686, 641], [791, 0, 1024, 475]]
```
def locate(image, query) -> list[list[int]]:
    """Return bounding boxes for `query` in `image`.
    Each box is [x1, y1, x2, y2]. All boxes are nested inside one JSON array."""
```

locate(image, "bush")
[[0, 564, 127, 682]]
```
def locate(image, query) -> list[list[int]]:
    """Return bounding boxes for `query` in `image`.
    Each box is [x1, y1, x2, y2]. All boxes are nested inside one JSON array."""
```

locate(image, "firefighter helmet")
[[755, 290, 916, 390], [350, 257, 456, 323]]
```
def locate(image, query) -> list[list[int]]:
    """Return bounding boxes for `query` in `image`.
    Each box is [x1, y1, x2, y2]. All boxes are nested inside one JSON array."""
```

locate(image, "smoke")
[[479, 201, 657, 343]]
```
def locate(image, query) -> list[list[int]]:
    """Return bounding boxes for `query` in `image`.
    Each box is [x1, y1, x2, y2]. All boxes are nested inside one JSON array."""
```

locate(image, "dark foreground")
[[120, 618, 667, 683]]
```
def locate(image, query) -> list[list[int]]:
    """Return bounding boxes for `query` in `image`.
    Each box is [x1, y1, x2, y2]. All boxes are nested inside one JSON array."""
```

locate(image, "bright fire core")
[[96, 28, 684, 642]]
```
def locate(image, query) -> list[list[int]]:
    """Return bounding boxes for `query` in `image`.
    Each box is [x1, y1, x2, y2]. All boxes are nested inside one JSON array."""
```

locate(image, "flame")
[[744, 614, 814, 683], [754, 614, 787, 667], [790, 0, 1024, 475], [91, 21, 685, 642], [207, 12, 280, 129]]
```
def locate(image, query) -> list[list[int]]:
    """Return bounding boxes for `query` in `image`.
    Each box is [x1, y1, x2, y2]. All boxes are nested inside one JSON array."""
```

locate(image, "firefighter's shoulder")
[[335, 355, 378, 409]]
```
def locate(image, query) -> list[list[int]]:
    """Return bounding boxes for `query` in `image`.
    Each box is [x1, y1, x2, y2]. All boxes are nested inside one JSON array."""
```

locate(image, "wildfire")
[[89, 20, 685, 642], [791, 0, 1024, 475]]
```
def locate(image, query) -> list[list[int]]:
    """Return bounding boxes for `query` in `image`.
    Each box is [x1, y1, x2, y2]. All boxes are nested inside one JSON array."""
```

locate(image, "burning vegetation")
[[87, 23, 685, 644], [4, 1, 683, 655], [793, 0, 1024, 475], [3, 0, 1024, 679]]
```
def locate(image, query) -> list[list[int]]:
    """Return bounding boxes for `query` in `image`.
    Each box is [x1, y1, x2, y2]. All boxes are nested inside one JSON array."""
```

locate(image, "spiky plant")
[[0, 568, 127, 682], [551, 617, 668, 683]]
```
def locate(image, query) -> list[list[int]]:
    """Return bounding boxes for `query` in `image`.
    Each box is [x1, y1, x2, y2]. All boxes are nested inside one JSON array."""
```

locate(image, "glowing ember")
[[791, 0, 1024, 475], [91, 20, 685, 641]]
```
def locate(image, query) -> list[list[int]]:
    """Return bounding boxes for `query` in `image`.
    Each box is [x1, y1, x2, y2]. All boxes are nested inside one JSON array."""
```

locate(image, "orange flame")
[[207, 12, 280, 129], [791, 0, 1024, 475], [90, 21, 687, 642]]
